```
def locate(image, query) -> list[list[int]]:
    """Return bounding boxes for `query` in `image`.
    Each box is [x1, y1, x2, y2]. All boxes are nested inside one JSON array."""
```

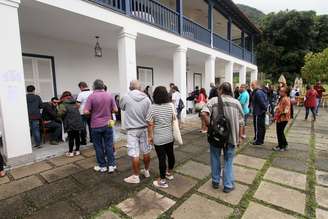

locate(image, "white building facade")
[[0, 0, 259, 165]]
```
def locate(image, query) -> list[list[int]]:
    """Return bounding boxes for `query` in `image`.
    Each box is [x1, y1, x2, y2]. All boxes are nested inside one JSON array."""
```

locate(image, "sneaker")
[[124, 175, 140, 184], [141, 169, 150, 178], [153, 179, 168, 188], [212, 181, 219, 189], [279, 147, 287, 152], [223, 186, 235, 193], [241, 135, 247, 139], [272, 146, 281, 151], [74, 151, 80, 156], [94, 166, 107, 173], [108, 166, 117, 173], [80, 141, 87, 146], [66, 152, 74, 157], [165, 172, 174, 180]]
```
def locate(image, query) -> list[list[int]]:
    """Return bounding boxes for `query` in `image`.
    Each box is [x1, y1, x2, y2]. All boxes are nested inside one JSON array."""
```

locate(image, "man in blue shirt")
[[238, 84, 249, 139], [251, 81, 269, 145]]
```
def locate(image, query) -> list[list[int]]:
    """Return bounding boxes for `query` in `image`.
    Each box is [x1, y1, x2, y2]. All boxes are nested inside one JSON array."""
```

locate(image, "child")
[[58, 91, 84, 157]]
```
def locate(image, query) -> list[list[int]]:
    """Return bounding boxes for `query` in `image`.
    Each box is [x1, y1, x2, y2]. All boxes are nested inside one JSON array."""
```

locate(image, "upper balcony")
[[87, 0, 260, 64]]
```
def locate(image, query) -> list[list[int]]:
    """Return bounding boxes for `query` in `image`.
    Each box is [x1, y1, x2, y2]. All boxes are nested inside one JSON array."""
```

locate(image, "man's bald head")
[[129, 80, 142, 91]]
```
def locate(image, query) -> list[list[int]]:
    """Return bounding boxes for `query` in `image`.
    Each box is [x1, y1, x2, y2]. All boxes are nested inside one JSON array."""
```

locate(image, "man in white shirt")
[[171, 86, 182, 126], [77, 82, 92, 145]]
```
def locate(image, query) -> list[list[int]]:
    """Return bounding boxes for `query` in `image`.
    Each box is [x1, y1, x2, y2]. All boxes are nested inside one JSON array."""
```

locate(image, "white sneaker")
[[166, 172, 174, 180], [141, 169, 150, 178], [66, 152, 74, 157], [124, 175, 140, 184], [94, 166, 107, 173], [108, 166, 117, 173], [74, 151, 81, 156], [153, 179, 168, 188]]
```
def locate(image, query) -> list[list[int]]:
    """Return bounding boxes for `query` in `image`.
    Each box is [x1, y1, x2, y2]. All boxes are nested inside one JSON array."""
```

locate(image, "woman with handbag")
[[195, 88, 208, 133], [147, 86, 177, 188], [272, 87, 291, 152]]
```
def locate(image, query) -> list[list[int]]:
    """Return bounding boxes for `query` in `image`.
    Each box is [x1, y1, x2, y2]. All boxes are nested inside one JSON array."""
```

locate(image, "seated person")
[[42, 97, 62, 145]]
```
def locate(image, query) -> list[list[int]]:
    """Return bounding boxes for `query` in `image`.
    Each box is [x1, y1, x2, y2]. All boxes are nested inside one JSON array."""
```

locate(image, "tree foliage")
[[255, 10, 328, 83], [301, 48, 328, 83], [237, 4, 265, 27]]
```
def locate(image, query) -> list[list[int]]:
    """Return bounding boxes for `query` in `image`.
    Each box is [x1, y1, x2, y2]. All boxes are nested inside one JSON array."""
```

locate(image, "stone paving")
[[0, 108, 328, 218]]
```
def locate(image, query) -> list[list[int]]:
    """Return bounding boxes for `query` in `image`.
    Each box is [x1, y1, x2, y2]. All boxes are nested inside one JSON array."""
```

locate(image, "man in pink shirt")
[[84, 79, 118, 173]]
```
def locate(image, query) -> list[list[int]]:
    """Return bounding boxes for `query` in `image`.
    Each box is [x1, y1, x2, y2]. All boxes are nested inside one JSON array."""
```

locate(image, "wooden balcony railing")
[[88, 0, 256, 64]]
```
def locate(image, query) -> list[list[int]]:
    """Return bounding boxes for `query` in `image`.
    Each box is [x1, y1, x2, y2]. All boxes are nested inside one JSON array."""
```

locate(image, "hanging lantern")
[[94, 36, 102, 57]]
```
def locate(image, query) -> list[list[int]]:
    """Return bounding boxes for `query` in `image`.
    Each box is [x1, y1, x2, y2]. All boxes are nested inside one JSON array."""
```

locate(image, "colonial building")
[[0, 0, 260, 165]]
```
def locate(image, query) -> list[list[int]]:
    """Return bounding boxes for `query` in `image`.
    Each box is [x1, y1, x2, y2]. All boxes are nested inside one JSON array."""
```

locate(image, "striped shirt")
[[202, 95, 244, 146], [146, 103, 174, 146]]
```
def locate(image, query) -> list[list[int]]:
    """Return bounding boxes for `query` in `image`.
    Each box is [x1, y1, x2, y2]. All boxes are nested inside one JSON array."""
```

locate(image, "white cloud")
[[233, 0, 328, 15]]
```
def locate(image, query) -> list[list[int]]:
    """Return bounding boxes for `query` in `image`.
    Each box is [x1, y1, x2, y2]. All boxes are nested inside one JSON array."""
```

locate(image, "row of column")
[[0, 0, 258, 160]]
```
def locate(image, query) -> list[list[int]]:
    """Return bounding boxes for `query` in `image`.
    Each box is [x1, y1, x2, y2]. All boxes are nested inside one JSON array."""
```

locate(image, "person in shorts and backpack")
[[58, 91, 84, 157], [201, 82, 244, 193]]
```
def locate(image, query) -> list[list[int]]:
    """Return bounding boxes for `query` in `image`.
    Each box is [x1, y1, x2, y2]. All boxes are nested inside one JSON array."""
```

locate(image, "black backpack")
[[207, 96, 230, 147]]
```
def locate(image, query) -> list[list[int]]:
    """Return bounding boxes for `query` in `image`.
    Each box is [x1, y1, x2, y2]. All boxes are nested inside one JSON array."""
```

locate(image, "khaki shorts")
[[127, 128, 152, 158]]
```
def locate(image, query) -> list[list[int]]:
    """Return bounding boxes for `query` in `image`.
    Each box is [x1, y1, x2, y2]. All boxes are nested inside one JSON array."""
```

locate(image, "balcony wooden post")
[[124, 0, 131, 15], [208, 1, 214, 48], [227, 17, 232, 54], [176, 0, 183, 35], [241, 30, 245, 59]]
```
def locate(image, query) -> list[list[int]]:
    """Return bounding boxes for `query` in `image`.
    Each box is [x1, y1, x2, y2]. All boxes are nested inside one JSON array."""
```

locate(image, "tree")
[[256, 11, 319, 83], [301, 48, 328, 83], [237, 4, 265, 27], [314, 15, 328, 52]]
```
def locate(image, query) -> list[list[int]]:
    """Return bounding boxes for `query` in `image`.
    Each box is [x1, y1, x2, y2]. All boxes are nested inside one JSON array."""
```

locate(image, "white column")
[[224, 61, 234, 85], [0, 0, 32, 159], [204, 55, 216, 95], [173, 46, 187, 120], [251, 68, 258, 82], [239, 65, 247, 85], [117, 28, 137, 96]]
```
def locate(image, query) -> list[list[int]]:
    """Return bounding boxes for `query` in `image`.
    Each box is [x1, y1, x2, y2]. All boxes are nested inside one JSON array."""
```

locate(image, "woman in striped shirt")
[[147, 86, 175, 188]]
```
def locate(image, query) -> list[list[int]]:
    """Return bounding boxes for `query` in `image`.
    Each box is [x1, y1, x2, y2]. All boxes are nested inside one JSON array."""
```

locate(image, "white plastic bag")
[[171, 103, 183, 145]]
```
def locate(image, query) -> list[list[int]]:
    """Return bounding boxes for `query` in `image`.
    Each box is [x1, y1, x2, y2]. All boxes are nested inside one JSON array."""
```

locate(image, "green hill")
[[237, 4, 265, 26]]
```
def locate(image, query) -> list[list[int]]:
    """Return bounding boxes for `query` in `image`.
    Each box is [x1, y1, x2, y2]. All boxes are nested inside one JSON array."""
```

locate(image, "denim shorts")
[[127, 128, 152, 157]]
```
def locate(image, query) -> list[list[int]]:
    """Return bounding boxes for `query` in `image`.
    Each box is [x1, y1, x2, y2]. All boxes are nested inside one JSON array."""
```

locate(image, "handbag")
[[171, 103, 183, 145], [195, 102, 205, 112]]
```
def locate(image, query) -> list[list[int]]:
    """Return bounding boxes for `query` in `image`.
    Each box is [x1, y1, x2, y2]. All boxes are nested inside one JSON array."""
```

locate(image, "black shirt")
[[42, 102, 60, 122], [26, 94, 43, 120]]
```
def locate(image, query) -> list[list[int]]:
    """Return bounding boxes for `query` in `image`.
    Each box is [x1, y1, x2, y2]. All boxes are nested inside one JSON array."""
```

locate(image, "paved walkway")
[[0, 108, 327, 219]]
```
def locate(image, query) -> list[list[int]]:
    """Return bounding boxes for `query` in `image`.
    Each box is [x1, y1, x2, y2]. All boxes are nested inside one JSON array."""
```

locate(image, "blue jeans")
[[316, 98, 321, 114], [92, 126, 115, 168], [210, 144, 235, 188], [30, 120, 41, 146]]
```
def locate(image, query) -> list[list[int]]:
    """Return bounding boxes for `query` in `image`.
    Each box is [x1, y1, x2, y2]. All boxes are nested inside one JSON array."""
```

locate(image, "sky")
[[232, 0, 328, 15]]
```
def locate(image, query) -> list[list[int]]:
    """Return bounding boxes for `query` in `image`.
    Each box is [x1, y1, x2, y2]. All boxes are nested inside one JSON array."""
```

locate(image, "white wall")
[[21, 34, 208, 98], [21, 33, 120, 96]]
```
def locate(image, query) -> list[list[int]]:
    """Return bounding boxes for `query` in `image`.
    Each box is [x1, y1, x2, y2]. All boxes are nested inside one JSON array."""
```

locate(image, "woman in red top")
[[196, 88, 208, 133], [273, 87, 291, 152], [304, 85, 318, 121]]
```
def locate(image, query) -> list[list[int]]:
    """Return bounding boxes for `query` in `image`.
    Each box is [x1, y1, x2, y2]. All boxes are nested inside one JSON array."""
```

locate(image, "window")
[[137, 66, 154, 89], [22, 54, 56, 101]]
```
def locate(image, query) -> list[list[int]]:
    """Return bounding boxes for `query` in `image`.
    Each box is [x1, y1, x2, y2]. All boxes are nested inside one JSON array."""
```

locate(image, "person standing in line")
[[77, 82, 93, 145], [26, 85, 43, 148], [238, 84, 249, 139], [58, 91, 84, 157], [144, 85, 153, 103], [273, 87, 291, 152], [147, 86, 175, 188], [251, 80, 269, 145], [84, 79, 118, 173], [304, 85, 318, 121], [0, 152, 5, 177], [201, 82, 244, 193], [196, 88, 208, 133], [120, 80, 152, 184], [234, 86, 240, 99], [314, 81, 326, 115], [171, 86, 183, 127], [209, 83, 218, 100], [168, 83, 175, 101]]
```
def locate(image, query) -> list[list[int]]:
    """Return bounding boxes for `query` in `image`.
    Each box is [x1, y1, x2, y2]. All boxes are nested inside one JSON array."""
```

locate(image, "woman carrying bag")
[[195, 88, 208, 133], [147, 86, 181, 188]]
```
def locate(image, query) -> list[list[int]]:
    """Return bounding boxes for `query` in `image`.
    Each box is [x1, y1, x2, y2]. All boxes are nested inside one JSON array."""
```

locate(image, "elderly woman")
[[273, 86, 291, 152]]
